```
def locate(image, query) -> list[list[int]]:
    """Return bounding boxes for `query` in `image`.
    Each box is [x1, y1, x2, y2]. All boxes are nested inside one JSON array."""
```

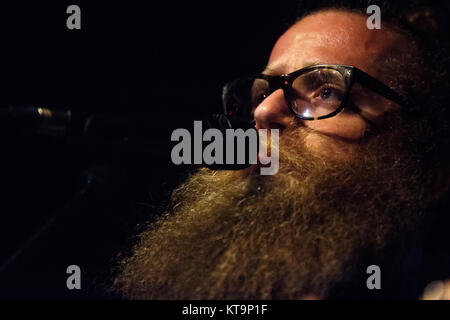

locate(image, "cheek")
[[300, 116, 367, 160], [303, 133, 360, 160], [302, 113, 368, 141]]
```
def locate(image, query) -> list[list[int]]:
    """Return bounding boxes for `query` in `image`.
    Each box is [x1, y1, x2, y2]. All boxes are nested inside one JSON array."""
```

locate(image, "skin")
[[254, 10, 410, 159]]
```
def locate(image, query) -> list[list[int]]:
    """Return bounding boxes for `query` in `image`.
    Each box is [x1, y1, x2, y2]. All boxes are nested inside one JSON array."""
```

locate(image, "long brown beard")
[[112, 127, 428, 299]]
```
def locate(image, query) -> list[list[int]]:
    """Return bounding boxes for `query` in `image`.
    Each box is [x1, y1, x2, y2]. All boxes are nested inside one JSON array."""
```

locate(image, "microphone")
[[0, 106, 258, 170], [0, 106, 72, 138]]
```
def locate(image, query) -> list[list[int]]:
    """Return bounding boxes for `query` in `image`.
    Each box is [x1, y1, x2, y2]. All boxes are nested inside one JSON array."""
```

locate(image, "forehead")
[[268, 10, 406, 77]]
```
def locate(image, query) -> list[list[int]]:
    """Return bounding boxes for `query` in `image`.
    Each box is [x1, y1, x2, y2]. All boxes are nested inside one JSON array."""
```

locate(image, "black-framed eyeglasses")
[[222, 64, 408, 122]]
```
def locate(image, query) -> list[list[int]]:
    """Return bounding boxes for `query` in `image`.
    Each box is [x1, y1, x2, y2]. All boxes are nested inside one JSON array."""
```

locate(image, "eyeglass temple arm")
[[352, 68, 407, 106]]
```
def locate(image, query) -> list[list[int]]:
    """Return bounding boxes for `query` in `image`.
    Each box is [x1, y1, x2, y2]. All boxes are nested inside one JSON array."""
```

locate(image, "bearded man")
[[112, 0, 450, 299]]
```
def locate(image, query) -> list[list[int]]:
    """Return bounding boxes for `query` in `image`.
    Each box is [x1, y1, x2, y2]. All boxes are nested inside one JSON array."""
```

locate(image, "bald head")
[[268, 10, 410, 78]]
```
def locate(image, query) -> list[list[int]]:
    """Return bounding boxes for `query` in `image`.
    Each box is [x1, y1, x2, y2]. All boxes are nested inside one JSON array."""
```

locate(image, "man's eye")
[[317, 86, 343, 101], [321, 88, 332, 99]]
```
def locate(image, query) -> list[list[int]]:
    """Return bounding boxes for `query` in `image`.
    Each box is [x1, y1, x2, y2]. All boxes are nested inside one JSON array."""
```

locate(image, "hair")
[[294, 0, 450, 205]]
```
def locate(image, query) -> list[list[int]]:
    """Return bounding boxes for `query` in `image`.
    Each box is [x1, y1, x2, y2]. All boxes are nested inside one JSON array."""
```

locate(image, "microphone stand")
[[0, 165, 113, 276]]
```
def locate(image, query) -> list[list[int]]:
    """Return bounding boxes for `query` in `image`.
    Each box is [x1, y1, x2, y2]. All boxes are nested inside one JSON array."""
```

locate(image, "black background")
[[2, 1, 450, 301], [0, 1, 298, 298]]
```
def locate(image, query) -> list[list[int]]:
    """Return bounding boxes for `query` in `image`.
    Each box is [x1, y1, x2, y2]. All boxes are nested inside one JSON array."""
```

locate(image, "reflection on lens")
[[302, 108, 312, 118]]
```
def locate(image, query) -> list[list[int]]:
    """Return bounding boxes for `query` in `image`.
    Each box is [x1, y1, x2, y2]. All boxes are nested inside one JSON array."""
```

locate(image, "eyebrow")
[[262, 61, 324, 76]]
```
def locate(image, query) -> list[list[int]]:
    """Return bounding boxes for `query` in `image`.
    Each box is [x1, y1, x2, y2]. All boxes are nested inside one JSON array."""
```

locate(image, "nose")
[[254, 89, 294, 131]]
